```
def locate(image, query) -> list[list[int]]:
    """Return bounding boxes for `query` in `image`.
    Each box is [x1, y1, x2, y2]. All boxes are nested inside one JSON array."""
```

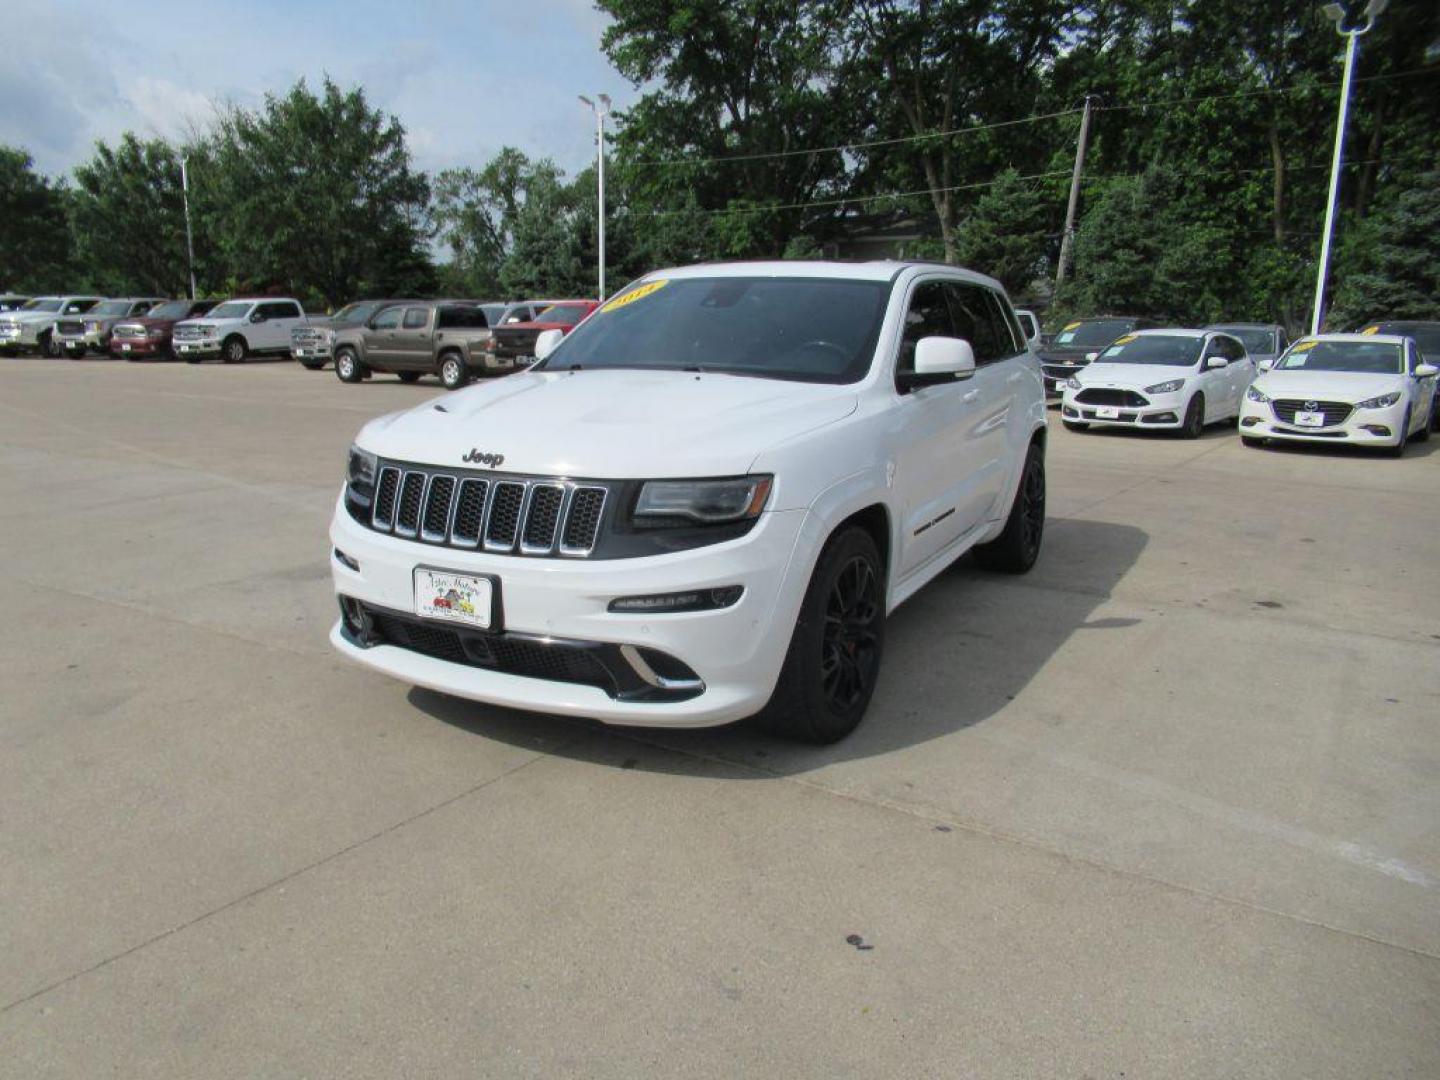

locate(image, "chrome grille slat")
[[361, 463, 608, 558]]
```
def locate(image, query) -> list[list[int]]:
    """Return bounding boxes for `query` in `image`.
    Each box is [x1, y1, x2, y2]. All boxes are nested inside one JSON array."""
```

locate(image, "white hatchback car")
[[1239, 334, 1437, 455], [329, 261, 1048, 743], [1059, 328, 1252, 437]]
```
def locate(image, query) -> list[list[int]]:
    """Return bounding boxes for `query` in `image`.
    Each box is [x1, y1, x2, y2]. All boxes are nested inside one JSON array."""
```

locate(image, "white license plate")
[[413, 568, 493, 629], [1295, 411, 1325, 427], [180, 345, 193, 352], [1095, 406, 1121, 419], [121, 343, 131, 352]]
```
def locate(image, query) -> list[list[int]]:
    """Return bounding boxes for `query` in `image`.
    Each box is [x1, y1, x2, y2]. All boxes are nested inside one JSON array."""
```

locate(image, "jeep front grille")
[[366, 464, 607, 557]]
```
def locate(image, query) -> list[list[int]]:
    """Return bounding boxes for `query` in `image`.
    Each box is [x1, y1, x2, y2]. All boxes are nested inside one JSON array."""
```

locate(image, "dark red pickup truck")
[[109, 299, 219, 359], [490, 300, 598, 370]]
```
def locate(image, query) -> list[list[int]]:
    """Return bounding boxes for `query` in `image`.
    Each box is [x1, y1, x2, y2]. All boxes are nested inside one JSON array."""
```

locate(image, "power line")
[[1094, 65, 1438, 113], [628, 107, 1083, 168]]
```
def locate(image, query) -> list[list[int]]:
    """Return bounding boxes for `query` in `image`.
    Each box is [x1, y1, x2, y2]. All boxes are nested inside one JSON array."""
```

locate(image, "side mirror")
[[534, 328, 564, 362], [249, 311, 265, 323], [1415, 363, 1438, 377], [1016, 309, 1041, 346], [1257, 359, 1273, 372], [1205, 354, 1226, 369], [899, 336, 976, 391]]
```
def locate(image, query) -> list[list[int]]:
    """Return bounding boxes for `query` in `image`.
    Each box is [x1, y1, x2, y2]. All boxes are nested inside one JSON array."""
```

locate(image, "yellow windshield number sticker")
[[1063, 321, 1082, 331], [1289, 340, 1318, 353], [1112, 333, 1137, 345], [1361, 325, 1380, 335], [601, 279, 668, 313]]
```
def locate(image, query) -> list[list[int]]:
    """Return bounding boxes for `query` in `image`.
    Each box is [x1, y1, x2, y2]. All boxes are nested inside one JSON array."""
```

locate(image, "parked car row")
[[1055, 326, 1439, 456]]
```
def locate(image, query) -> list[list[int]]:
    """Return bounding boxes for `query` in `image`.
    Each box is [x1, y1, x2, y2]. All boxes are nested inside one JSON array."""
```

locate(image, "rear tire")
[[973, 441, 1045, 574], [439, 352, 468, 391], [335, 348, 364, 383], [754, 526, 885, 744], [1181, 394, 1205, 439]]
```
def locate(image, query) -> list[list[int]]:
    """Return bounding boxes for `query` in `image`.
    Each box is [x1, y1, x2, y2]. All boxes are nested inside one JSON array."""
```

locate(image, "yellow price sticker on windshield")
[[1063, 321, 1082, 331], [1361, 325, 1380, 335], [1289, 340, 1318, 352], [1112, 333, 1137, 345], [601, 279, 668, 313]]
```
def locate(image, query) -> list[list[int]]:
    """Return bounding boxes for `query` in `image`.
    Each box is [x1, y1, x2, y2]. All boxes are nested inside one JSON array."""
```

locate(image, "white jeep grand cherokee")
[[330, 261, 1047, 742]]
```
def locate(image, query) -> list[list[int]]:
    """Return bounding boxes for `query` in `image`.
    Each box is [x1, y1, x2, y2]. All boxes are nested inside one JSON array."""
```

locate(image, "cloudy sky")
[[2, 0, 637, 180]]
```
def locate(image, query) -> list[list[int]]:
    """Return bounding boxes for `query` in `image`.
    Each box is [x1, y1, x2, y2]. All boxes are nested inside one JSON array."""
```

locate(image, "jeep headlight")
[[1145, 379, 1184, 395], [634, 476, 772, 526], [347, 444, 378, 493], [1065, 376, 1081, 390], [1356, 391, 1401, 409], [1245, 385, 1270, 403]]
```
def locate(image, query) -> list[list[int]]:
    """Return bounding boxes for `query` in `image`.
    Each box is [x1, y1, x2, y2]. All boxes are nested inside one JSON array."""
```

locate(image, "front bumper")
[[1060, 389, 1185, 428], [469, 349, 517, 373], [0, 326, 39, 347], [292, 344, 333, 362], [328, 497, 812, 727], [173, 339, 220, 357], [111, 337, 166, 355], [1238, 398, 1403, 445], [56, 330, 107, 351]]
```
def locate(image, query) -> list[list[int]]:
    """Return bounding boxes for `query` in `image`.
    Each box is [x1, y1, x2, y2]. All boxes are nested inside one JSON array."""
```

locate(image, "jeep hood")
[[357, 368, 859, 478]]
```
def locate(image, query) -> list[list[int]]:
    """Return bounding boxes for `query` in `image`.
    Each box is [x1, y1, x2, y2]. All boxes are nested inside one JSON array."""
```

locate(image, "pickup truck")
[[55, 297, 165, 357], [0, 296, 104, 356], [292, 299, 417, 370], [172, 298, 309, 363], [109, 299, 219, 359], [489, 300, 598, 370], [331, 301, 496, 390]]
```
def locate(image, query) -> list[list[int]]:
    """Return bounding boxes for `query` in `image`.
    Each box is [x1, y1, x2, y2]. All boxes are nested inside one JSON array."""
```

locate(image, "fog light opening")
[[333, 547, 359, 571], [338, 595, 374, 643], [1240, 416, 1261, 427], [1362, 424, 1390, 436], [608, 586, 743, 614]]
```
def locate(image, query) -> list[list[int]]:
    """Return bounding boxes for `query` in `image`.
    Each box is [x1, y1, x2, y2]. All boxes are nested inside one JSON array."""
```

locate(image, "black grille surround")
[[345, 458, 763, 560], [1075, 388, 1148, 408], [1271, 399, 1354, 427]]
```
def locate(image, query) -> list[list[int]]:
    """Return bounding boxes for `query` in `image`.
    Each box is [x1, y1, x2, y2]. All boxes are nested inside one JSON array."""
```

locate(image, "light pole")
[[180, 156, 197, 301], [578, 93, 611, 301], [1310, 0, 1388, 334]]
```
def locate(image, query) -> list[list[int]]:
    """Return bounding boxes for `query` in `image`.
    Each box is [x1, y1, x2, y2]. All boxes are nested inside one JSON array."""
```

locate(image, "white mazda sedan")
[[1059, 329, 1252, 438], [1238, 334, 1437, 456]]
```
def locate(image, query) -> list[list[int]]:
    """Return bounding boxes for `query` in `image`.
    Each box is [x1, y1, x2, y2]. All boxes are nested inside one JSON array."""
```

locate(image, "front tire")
[[1181, 394, 1205, 439], [65, 346, 85, 359], [334, 348, 364, 383], [1387, 409, 1410, 457], [973, 440, 1045, 573], [755, 527, 885, 744], [221, 336, 248, 364], [38, 331, 58, 358], [439, 352, 468, 391]]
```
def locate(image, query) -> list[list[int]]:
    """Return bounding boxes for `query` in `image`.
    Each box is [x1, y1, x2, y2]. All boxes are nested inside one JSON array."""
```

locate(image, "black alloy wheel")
[[974, 441, 1046, 573], [755, 527, 886, 744]]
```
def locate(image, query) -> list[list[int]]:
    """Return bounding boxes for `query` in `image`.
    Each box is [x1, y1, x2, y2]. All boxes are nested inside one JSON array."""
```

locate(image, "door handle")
[[962, 389, 980, 403]]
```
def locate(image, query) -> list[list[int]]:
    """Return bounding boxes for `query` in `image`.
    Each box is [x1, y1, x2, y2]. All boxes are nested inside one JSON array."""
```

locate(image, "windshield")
[[146, 301, 191, 319], [91, 301, 133, 317], [334, 302, 383, 322], [1095, 334, 1202, 367], [23, 300, 63, 313], [536, 276, 889, 384], [537, 304, 588, 327], [1212, 327, 1274, 353], [1052, 319, 1134, 347], [1276, 340, 1403, 374], [207, 301, 252, 319]]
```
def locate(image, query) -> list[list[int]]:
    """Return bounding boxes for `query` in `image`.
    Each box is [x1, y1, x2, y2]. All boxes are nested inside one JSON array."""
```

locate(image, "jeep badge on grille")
[[462, 449, 505, 468]]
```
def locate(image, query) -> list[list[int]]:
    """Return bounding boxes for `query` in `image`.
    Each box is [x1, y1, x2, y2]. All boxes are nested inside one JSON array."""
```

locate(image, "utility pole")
[[578, 94, 612, 301], [181, 157, 197, 301], [1054, 95, 1094, 292], [1311, 0, 1388, 334]]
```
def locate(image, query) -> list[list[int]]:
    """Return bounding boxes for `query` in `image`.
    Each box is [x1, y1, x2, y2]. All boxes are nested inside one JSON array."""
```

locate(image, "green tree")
[[1328, 169, 1440, 328], [70, 134, 192, 296], [953, 168, 1052, 296], [201, 77, 433, 305], [0, 147, 71, 291]]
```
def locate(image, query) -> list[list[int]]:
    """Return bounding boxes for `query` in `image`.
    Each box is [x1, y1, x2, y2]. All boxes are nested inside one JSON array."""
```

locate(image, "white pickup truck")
[[172, 297, 309, 363]]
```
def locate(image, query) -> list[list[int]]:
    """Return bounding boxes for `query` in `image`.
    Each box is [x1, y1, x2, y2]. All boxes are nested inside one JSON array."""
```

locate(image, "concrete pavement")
[[2, 356, 1437, 1077]]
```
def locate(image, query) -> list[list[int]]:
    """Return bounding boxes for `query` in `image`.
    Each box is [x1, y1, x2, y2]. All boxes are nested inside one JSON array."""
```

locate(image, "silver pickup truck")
[[331, 301, 495, 389]]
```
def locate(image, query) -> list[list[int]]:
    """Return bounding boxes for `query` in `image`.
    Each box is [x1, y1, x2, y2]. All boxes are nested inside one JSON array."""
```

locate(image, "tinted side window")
[[946, 283, 1010, 364], [372, 307, 402, 330], [438, 305, 488, 329], [402, 307, 429, 330], [897, 282, 954, 378]]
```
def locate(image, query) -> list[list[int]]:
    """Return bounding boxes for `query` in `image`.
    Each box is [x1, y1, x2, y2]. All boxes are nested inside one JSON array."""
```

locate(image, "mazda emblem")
[[1304, 400, 1320, 411]]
